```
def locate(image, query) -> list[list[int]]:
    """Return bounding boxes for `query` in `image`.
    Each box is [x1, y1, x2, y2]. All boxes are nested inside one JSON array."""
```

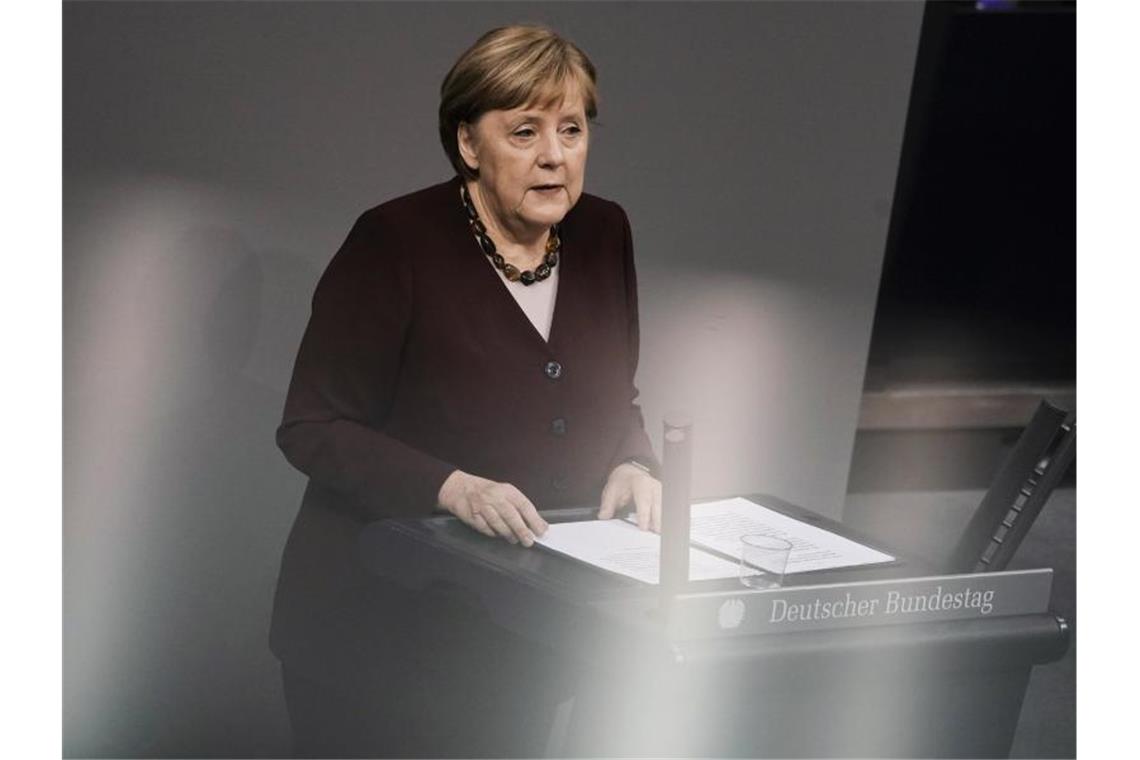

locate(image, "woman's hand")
[[437, 470, 548, 547], [597, 463, 663, 532]]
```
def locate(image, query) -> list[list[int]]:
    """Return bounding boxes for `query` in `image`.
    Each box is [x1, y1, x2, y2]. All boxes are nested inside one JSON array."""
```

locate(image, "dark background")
[[850, 0, 1075, 492]]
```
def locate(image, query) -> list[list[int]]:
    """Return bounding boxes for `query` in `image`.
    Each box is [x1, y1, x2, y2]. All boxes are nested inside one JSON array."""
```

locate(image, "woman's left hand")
[[597, 463, 662, 532]]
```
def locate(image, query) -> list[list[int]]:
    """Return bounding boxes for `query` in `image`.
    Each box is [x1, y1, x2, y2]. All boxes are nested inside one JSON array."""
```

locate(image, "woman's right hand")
[[437, 470, 549, 547]]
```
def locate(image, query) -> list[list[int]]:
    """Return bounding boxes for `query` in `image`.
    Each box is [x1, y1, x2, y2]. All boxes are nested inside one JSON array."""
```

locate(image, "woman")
[[271, 25, 661, 757]]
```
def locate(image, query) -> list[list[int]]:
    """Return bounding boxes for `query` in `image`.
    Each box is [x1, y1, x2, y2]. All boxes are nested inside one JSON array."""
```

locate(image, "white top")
[[486, 254, 559, 342]]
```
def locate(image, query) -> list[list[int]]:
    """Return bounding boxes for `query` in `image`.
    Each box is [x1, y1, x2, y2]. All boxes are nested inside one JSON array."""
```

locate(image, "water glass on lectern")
[[739, 534, 793, 589]]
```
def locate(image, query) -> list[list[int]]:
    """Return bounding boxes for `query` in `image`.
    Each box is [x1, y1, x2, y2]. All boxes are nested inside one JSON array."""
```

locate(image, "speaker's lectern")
[[358, 494, 1068, 757]]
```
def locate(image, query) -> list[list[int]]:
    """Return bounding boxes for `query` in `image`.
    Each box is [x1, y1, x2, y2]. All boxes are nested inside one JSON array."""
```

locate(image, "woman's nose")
[[536, 130, 565, 166]]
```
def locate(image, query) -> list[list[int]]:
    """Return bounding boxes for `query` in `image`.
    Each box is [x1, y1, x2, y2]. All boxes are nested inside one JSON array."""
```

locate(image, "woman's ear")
[[457, 122, 479, 172]]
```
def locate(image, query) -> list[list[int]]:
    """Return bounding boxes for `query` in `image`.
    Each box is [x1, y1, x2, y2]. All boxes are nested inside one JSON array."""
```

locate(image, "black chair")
[[946, 399, 1076, 574]]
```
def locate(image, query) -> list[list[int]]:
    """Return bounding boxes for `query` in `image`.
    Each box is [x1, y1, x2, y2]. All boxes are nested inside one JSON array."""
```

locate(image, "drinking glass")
[[739, 534, 793, 589]]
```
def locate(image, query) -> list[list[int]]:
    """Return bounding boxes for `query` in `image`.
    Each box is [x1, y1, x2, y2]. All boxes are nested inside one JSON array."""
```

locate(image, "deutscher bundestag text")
[[769, 586, 996, 623]]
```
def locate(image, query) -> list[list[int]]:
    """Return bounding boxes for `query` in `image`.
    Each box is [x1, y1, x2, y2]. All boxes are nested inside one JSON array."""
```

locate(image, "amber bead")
[[491, 253, 505, 268], [546, 235, 560, 253], [545, 251, 559, 267], [520, 269, 536, 285], [503, 264, 521, 281], [535, 263, 550, 279], [477, 235, 496, 256]]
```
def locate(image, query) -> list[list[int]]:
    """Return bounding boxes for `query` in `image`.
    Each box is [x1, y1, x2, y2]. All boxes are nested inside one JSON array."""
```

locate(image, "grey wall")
[[63, 2, 921, 756]]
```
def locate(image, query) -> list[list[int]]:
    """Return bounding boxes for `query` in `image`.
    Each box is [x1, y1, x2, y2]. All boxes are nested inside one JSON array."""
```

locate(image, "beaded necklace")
[[460, 183, 560, 286]]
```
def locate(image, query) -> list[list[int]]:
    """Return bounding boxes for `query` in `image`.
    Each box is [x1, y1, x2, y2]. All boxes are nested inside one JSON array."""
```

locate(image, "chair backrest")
[[946, 399, 1076, 574]]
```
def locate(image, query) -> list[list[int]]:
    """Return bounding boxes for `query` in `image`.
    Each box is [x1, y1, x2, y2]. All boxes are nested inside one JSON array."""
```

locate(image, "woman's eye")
[[513, 128, 535, 138], [562, 125, 582, 135]]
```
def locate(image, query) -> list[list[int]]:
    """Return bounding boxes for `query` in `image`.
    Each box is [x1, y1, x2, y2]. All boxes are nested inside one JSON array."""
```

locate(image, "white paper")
[[687, 497, 894, 573], [534, 519, 754, 585]]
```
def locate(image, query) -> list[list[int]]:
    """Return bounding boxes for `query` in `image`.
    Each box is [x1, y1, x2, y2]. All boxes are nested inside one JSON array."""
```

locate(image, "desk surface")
[[360, 493, 928, 606]]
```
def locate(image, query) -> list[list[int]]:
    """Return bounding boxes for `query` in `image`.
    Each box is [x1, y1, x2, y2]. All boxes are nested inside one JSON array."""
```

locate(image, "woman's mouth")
[[531, 184, 563, 194]]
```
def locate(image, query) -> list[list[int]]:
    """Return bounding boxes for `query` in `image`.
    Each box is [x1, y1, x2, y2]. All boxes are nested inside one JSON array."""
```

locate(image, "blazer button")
[[544, 360, 563, 379], [551, 418, 567, 436]]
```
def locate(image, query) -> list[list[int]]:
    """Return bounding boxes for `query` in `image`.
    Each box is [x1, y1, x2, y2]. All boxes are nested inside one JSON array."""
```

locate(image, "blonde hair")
[[439, 25, 598, 179]]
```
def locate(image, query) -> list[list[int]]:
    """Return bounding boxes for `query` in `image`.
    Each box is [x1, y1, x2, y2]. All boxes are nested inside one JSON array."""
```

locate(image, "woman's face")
[[459, 86, 589, 236]]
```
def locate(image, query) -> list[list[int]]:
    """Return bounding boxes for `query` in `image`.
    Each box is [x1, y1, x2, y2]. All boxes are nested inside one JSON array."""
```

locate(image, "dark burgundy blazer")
[[270, 176, 658, 676]]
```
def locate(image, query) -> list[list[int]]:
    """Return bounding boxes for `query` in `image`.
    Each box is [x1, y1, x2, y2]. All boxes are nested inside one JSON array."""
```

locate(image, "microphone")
[[660, 412, 693, 603]]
